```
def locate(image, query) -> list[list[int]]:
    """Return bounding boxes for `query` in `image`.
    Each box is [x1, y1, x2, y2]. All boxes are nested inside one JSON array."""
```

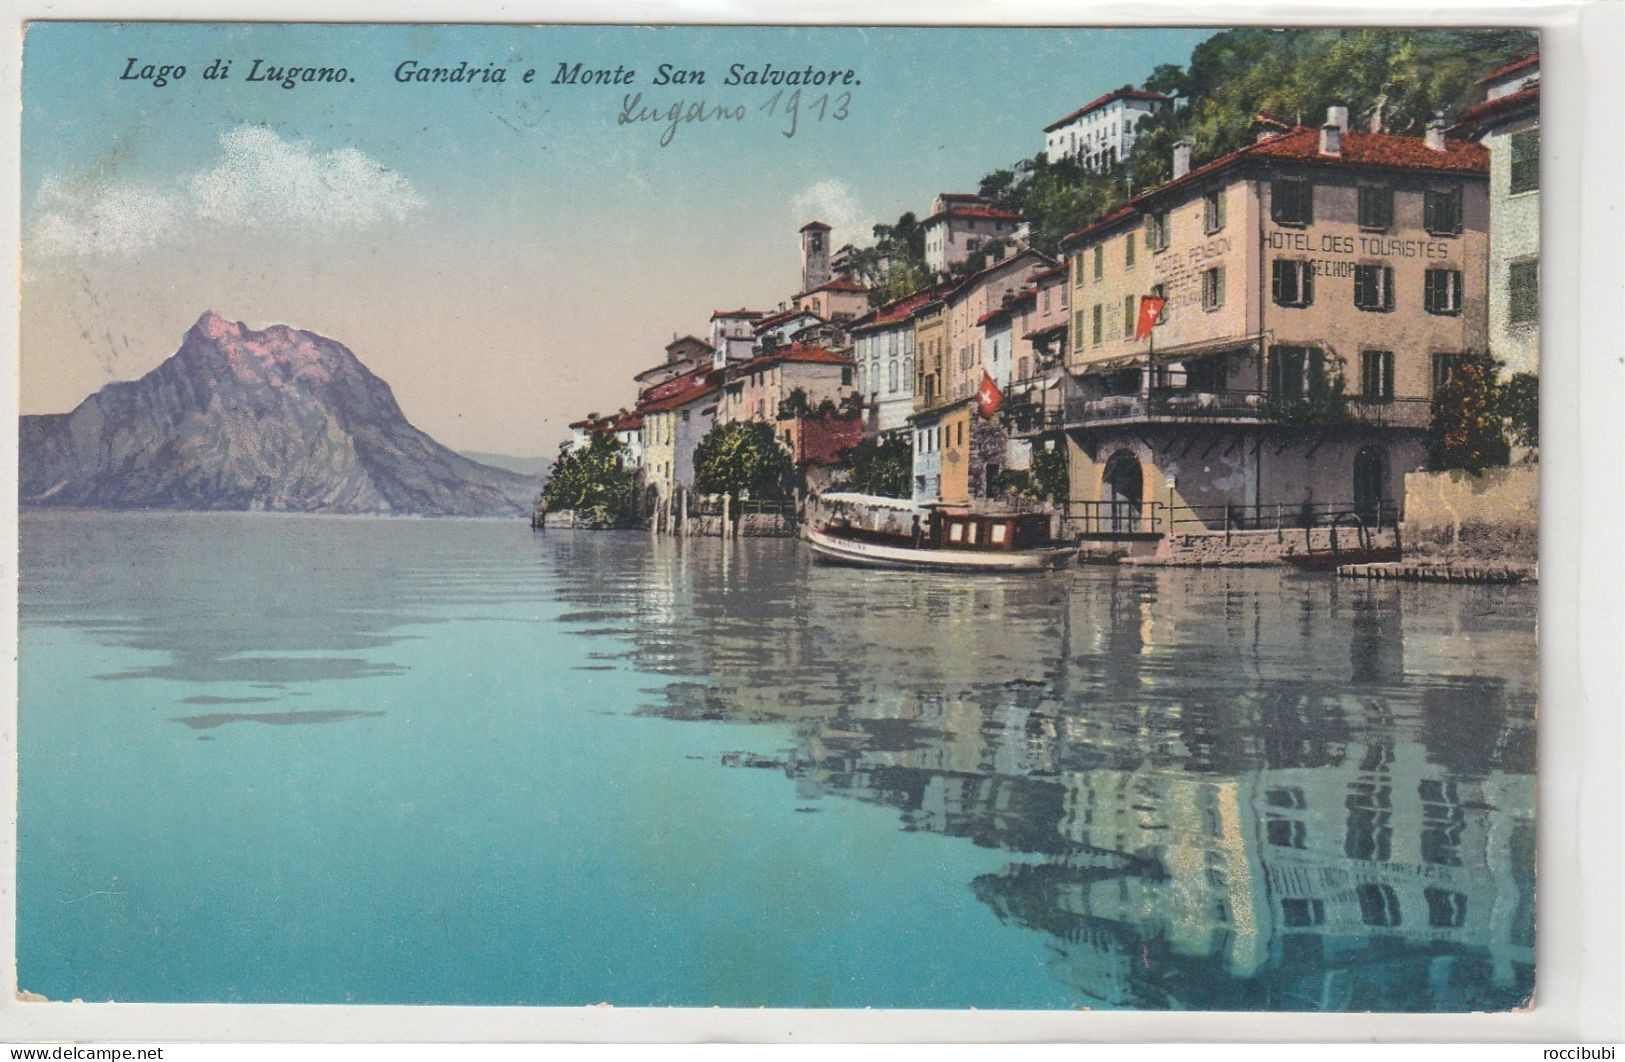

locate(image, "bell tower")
[[799, 220, 831, 293]]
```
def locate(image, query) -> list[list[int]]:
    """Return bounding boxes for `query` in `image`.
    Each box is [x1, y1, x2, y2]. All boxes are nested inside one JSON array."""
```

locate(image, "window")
[[1357, 883, 1402, 927], [1271, 179, 1312, 225], [1424, 188, 1462, 235], [1281, 898, 1326, 928], [1424, 269, 1462, 315], [1204, 189, 1227, 233], [1073, 309, 1087, 350], [1202, 267, 1225, 311], [1360, 350, 1395, 402], [1510, 259, 1539, 325], [1272, 259, 1315, 307], [1425, 888, 1468, 928], [1510, 128, 1539, 194], [1266, 818, 1306, 849], [1269, 345, 1314, 396], [1432, 353, 1461, 394], [1093, 244, 1104, 280], [1123, 295, 1135, 336], [841, 367, 852, 386], [888, 360, 899, 391], [1125, 232, 1136, 268], [1358, 185, 1394, 230], [1354, 265, 1395, 311], [1146, 210, 1170, 251], [1072, 254, 1084, 284], [1091, 304, 1103, 346]]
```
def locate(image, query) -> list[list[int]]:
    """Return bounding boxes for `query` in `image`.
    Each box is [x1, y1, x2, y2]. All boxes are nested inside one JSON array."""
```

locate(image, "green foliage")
[[839, 435, 914, 498], [1028, 445, 1069, 504], [1499, 371, 1538, 450], [776, 387, 812, 421], [1126, 29, 1533, 192], [1427, 353, 1511, 472], [693, 420, 796, 499], [541, 433, 639, 526], [1266, 371, 1352, 427], [976, 29, 1533, 260], [844, 211, 931, 305]]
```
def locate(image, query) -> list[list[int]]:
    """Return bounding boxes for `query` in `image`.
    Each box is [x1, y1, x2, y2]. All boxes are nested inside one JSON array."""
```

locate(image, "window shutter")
[[1272, 260, 1283, 303], [1216, 267, 1226, 307], [1302, 263, 1314, 306], [1383, 267, 1395, 310]]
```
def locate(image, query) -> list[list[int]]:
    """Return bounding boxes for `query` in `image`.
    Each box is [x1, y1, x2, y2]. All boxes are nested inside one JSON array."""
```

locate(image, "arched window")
[[903, 356, 913, 387], [888, 360, 899, 392]]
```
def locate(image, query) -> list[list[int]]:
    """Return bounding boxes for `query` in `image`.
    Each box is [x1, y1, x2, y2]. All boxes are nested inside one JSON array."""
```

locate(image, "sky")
[[21, 22, 1217, 456]]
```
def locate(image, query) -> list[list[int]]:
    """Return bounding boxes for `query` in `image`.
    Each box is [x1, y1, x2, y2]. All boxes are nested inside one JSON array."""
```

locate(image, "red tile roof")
[[1044, 89, 1171, 133], [710, 307, 765, 320], [799, 220, 832, 232], [849, 283, 954, 333], [1456, 83, 1540, 130], [637, 379, 718, 415], [748, 342, 854, 370], [975, 306, 1012, 327], [1062, 127, 1488, 247], [1479, 53, 1538, 85], [924, 204, 1025, 225], [612, 413, 644, 431]]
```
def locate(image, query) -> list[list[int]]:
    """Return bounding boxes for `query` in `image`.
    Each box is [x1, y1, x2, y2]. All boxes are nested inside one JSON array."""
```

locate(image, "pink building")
[[922, 194, 1025, 273]]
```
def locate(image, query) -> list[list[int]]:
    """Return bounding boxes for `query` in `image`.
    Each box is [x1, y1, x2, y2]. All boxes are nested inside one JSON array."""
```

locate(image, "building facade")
[[1457, 53, 1540, 377], [1043, 88, 1171, 169], [922, 193, 1025, 274], [1038, 109, 1488, 533]]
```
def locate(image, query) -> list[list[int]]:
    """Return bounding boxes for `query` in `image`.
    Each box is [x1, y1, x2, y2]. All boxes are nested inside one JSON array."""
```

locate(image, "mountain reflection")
[[541, 532, 1536, 1012]]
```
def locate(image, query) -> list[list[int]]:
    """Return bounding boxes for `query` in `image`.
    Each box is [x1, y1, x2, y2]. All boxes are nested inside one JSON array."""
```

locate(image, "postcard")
[[12, 18, 1547, 1019]]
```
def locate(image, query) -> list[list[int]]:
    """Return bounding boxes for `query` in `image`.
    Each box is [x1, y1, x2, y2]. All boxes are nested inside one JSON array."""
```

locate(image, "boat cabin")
[[928, 509, 1055, 552]]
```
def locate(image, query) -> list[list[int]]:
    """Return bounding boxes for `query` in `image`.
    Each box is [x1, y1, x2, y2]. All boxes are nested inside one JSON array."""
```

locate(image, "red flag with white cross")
[[1135, 295, 1167, 340], [976, 371, 1004, 419]]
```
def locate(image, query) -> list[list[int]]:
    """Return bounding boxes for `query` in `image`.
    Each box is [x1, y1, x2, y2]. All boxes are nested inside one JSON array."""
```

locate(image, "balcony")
[[1006, 389, 1432, 435]]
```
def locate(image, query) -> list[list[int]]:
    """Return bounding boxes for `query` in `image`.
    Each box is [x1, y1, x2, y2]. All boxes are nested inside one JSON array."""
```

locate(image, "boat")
[[805, 492, 1077, 572]]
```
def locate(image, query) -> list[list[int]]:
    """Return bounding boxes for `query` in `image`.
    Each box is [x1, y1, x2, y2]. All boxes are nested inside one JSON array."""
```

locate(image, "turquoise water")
[[17, 512, 1537, 1009]]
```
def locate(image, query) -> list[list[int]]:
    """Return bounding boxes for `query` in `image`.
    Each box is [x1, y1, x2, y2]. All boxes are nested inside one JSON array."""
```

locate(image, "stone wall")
[[1400, 464, 1538, 563], [1128, 525, 1399, 567]]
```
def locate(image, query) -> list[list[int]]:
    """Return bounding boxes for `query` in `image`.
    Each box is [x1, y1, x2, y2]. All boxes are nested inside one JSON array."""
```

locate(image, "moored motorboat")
[[805, 492, 1076, 572]]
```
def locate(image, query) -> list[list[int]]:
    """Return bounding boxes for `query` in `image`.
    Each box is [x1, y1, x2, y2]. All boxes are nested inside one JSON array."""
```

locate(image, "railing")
[[1161, 498, 1399, 534], [1048, 390, 1432, 429], [1061, 500, 1163, 536], [1059, 498, 1398, 539], [685, 494, 797, 517]]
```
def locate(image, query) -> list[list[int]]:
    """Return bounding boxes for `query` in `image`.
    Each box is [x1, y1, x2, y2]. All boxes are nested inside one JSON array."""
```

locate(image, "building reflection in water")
[[538, 533, 1536, 1011]]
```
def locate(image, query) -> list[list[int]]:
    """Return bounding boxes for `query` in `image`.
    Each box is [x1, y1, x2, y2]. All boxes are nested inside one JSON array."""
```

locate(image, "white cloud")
[[190, 126, 425, 231], [30, 176, 186, 258], [790, 178, 875, 252], [28, 126, 426, 259]]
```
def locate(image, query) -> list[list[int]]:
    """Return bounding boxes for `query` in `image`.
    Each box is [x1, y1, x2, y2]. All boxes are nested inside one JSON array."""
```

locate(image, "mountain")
[[460, 451, 554, 478], [20, 311, 541, 517]]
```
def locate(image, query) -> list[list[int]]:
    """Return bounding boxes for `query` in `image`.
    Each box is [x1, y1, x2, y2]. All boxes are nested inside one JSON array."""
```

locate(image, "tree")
[[1499, 371, 1538, 451], [541, 433, 639, 525], [1427, 353, 1510, 472], [1028, 445, 1069, 504], [840, 435, 914, 498], [693, 421, 796, 499]]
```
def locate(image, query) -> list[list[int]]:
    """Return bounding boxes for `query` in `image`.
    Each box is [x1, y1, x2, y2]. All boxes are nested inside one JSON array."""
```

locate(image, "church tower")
[[799, 220, 831, 294]]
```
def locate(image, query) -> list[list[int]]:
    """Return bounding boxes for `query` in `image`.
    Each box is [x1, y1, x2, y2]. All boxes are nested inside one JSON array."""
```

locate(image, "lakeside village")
[[544, 52, 1541, 580]]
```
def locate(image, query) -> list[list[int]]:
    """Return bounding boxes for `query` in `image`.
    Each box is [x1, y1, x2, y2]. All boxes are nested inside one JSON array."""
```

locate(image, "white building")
[[1043, 88, 1171, 169], [922, 193, 1025, 274], [709, 308, 764, 369], [850, 288, 943, 437], [1456, 54, 1540, 377]]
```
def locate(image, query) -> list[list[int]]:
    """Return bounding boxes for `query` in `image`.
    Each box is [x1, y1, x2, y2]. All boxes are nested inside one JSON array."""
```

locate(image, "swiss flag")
[[1134, 295, 1167, 340], [976, 371, 1004, 419]]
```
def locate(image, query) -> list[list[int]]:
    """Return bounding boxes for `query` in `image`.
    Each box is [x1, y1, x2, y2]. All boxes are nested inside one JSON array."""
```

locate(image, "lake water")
[[17, 511, 1537, 1010]]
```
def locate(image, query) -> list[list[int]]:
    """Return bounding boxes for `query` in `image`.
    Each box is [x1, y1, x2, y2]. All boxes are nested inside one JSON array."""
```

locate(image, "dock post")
[[723, 493, 732, 539], [680, 488, 689, 537]]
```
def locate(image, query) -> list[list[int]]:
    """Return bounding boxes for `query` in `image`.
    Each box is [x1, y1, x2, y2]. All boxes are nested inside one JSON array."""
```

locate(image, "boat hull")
[[804, 526, 1075, 572]]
